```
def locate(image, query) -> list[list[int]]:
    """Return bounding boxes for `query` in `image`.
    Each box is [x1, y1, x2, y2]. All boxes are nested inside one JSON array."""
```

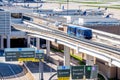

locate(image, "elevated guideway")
[[23, 13, 120, 45], [12, 21, 120, 68]]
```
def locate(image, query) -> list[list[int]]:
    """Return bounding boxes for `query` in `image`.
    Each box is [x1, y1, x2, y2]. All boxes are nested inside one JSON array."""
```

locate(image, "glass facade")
[[0, 11, 11, 35]]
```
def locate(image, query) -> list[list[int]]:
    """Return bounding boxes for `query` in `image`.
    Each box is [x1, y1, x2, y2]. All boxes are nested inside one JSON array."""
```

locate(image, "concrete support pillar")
[[97, 60, 117, 79], [36, 37, 40, 49], [46, 40, 50, 56], [86, 54, 96, 65], [118, 68, 120, 79], [64, 45, 70, 66], [33, 38, 35, 46], [70, 49, 74, 55], [7, 35, 10, 48], [1, 35, 4, 49], [76, 45, 79, 54], [27, 36, 30, 47]]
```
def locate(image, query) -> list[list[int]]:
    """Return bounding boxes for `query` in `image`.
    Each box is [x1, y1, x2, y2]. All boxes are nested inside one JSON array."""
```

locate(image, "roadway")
[[0, 62, 30, 80], [26, 61, 57, 80]]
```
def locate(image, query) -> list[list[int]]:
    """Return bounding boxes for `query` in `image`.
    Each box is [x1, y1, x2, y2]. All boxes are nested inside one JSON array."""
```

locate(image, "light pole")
[[37, 0, 38, 12], [24, 0, 26, 7], [79, 5, 81, 15], [67, 0, 69, 15], [35, 50, 44, 80], [39, 59, 40, 80], [39, 59, 44, 80], [37, 0, 40, 13]]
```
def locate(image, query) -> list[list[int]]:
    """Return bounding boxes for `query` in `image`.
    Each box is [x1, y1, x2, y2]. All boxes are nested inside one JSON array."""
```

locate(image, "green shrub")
[[51, 47, 85, 65], [70, 53, 85, 65]]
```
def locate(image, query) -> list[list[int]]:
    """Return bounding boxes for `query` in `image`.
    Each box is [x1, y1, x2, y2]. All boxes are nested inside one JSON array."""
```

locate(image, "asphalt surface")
[[26, 61, 57, 80], [14, 2, 120, 20], [0, 63, 23, 79]]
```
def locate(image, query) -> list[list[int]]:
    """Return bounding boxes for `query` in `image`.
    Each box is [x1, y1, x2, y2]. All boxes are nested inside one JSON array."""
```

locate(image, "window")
[[11, 13, 22, 18]]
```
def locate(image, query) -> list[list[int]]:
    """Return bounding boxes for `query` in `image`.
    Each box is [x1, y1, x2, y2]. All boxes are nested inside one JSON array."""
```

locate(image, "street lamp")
[[67, 0, 69, 15], [37, 0, 39, 12], [35, 50, 44, 80], [24, 0, 26, 7], [39, 59, 44, 80], [79, 5, 81, 15], [37, 0, 41, 13]]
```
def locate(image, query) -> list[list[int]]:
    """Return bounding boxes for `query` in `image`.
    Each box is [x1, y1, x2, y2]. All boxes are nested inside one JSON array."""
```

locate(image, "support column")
[[86, 54, 96, 65], [33, 38, 35, 46], [46, 40, 50, 56], [7, 35, 10, 48], [1, 35, 4, 49], [76, 45, 79, 54], [64, 45, 70, 66], [36, 37, 40, 49], [27, 36, 30, 47], [118, 68, 120, 80]]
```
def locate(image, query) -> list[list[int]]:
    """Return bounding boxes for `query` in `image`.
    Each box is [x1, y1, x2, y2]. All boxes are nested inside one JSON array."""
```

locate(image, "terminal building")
[[0, 9, 11, 49], [0, 7, 32, 49], [78, 15, 120, 35], [0, 6, 47, 49], [62, 14, 120, 35]]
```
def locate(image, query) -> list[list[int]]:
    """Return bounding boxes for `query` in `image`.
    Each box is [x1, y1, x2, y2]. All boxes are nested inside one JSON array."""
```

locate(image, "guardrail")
[[93, 29, 120, 42], [12, 22, 120, 67]]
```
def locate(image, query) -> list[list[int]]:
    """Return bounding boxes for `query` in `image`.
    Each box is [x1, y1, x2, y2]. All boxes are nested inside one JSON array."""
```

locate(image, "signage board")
[[0, 50, 4, 56], [18, 58, 39, 62], [85, 65, 98, 79], [57, 66, 70, 77], [5, 48, 35, 61], [58, 77, 70, 80], [57, 65, 98, 79], [35, 50, 44, 59], [5, 52, 18, 61], [5, 48, 35, 52], [71, 65, 84, 79]]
